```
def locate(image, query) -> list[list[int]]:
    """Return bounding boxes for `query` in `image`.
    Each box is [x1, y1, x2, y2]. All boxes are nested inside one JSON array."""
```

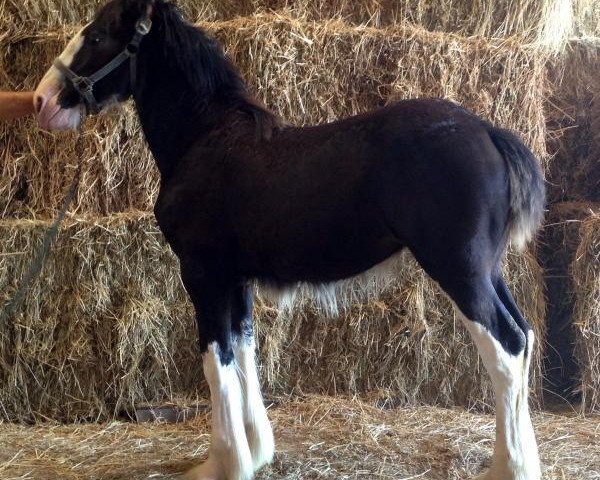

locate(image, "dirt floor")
[[0, 395, 598, 480]]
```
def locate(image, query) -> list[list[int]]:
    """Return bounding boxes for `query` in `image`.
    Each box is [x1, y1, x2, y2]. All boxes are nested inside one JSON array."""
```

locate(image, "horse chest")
[[154, 180, 226, 256]]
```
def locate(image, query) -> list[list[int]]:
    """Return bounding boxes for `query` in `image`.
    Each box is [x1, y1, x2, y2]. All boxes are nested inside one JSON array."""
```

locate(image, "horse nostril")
[[34, 93, 46, 115]]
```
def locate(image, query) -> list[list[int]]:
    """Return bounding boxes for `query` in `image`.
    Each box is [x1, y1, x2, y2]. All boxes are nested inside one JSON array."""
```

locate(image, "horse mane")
[[152, 1, 283, 139]]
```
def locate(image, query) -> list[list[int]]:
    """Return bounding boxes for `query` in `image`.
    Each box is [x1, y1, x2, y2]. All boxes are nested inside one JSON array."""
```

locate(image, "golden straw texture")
[[1, 16, 548, 218], [572, 212, 600, 413], [0, 395, 597, 479], [0, 0, 576, 48], [0, 212, 545, 421]]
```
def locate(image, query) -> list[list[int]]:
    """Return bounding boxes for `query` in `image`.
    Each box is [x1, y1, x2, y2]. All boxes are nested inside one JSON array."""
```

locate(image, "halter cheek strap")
[[54, 11, 152, 114]]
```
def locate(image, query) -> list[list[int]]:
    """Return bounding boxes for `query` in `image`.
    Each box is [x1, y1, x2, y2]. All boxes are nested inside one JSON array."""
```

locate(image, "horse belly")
[[254, 234, 405, 315], [242, 218, 402, 286]]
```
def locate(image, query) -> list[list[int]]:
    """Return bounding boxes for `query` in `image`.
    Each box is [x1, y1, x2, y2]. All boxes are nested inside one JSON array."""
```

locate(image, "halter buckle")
[[135, 18, 152, 35]]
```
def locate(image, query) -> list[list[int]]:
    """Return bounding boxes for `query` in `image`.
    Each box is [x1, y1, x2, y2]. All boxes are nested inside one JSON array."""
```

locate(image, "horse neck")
[[133, 41, 232, 179]]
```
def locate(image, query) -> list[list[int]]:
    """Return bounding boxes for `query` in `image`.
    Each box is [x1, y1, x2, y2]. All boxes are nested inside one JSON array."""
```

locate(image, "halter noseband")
[[54, 10, 153, 114]]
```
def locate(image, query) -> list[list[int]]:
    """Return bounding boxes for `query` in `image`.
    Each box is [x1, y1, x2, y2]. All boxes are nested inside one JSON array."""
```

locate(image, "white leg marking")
[[460, 317, 541, 480], [234, 336, 275, 471], [183, 343, 253, 480]]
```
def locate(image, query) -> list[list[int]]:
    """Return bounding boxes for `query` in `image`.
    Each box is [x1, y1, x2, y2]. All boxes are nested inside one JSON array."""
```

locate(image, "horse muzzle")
[[34, 74, 84, 131]]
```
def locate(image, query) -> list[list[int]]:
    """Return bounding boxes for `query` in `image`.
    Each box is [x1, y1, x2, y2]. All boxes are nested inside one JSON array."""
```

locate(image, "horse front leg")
[[179, 265, 254, 480], [231, 284, 275, 471]]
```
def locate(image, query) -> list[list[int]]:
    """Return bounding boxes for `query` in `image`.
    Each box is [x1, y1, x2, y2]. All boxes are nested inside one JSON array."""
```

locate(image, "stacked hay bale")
[[546, 42, 600, 205], [0, 213, 201, 421], [543, 7, 600, 411], [537, 202, 597, 402], [259, 251, 545, 409], [0, 215, 545, 421], [0, 1, 555, 421], [572, 213, 600, 412], [1, 0, 575, 43]]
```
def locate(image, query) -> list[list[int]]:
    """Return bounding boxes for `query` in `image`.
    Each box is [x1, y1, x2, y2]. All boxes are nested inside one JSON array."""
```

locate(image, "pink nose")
[[34, 92, 49, 116]]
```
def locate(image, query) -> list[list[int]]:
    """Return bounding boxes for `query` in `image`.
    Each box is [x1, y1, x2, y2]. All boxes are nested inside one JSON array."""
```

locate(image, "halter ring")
[[73, 76, 94, 94]]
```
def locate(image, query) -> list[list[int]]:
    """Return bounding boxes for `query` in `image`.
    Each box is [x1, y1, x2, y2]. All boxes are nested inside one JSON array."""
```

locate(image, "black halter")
[[54, 12, 152, 114]]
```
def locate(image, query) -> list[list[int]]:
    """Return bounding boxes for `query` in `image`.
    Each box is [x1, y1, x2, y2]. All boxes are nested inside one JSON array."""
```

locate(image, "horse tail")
[[486, 126, 545, 251]]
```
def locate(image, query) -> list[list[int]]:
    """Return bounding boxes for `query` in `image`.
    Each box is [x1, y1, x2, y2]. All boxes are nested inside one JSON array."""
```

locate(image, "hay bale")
[[0, 212, 201, 421], [210, 16, 548, 157], [546, 40, 600, 203], [0, 112, 157, 219], [572, 211, 600, 413], [1, 16, 548, 218], [0, 0, 574, 48], [0, 212, 545, 420], [199, 0, 573, 50], [537, 202, 598, 401]]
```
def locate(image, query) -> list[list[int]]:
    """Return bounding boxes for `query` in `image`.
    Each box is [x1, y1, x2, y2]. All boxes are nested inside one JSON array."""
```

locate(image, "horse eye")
[[88, 35, 104, 45]]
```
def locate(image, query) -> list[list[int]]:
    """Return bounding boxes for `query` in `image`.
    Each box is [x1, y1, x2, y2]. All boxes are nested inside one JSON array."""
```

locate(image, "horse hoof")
[[179, 455, 255, 480], [179, 459, 221, 480], [474, 466, 541, 480], [246, 422, 275, 471]]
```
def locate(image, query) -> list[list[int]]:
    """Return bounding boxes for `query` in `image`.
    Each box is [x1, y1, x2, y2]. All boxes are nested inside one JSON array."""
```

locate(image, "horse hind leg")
[[493, 273, 538, 411], [493, 272, 532, 344], [231, 284, 275, 471], [444, 274, 541, 480]]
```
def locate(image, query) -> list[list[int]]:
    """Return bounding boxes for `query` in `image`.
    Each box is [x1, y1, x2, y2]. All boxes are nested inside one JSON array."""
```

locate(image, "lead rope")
[[0, 111, 84, 328]]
